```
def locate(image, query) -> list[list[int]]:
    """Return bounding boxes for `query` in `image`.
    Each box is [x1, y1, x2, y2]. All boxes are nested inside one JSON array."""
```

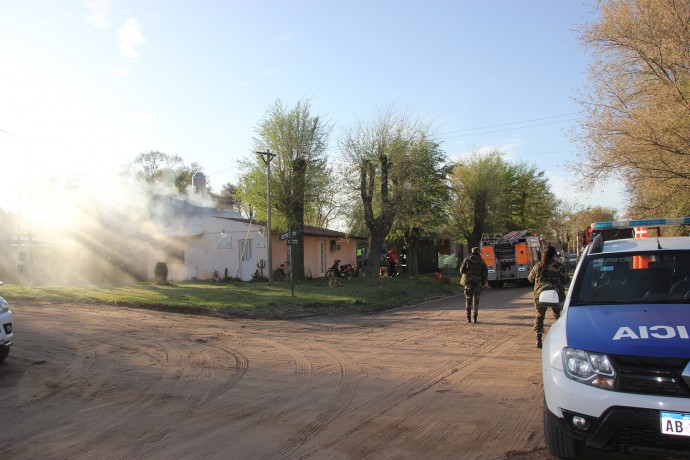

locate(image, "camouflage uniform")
[[528, 259, 569, 337], [459, 250, 488, 323]]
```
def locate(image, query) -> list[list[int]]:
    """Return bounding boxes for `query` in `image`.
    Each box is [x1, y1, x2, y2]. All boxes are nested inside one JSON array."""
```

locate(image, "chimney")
[[192, 172, 207, 194]]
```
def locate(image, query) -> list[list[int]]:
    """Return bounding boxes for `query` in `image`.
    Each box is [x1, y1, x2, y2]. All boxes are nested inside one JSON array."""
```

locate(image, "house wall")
[[318, 237, 357, 277], [148, 216, 267, 281], [146, 216, 358, 282], [272, 236, 357, 279], [303, 237, 327, 277]]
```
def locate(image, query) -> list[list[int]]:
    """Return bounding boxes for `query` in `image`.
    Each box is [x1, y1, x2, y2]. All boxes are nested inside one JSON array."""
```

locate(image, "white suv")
[[542, 221, 690, 458], [0, 295, 12, 362]]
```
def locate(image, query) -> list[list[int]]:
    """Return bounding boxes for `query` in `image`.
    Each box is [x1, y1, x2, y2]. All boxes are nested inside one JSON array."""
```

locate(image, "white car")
[[542, 221, 690, 458], [0, 295, 13, 362]]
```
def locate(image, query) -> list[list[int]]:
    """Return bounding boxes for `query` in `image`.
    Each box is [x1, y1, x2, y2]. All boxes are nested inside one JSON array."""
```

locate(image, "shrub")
[[154, 262, 168, 285]]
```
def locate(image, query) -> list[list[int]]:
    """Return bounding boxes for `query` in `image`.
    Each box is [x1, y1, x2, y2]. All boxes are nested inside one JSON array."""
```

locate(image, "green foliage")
[[449, 149, 512, 246], [154, 262, 168, 285], [338, 107, 439, 278], [504, 162, 556, 235], [449, 149, 555, 247], [237, 98, 334, 282], [237, 98, 335, 226], [388, 136, 453, 276], [390, 136, 452, 236]]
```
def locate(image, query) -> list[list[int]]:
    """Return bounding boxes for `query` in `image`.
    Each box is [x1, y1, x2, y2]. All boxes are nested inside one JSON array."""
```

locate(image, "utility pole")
[[257, 149, 276, 283]]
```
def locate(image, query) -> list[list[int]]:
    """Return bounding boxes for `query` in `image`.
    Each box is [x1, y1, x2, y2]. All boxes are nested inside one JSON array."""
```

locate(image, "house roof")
[[215, 217, 364, 239]]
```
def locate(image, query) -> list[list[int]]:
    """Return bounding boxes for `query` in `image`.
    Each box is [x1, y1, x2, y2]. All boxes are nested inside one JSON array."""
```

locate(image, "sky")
[[0, 0, 626, 220]]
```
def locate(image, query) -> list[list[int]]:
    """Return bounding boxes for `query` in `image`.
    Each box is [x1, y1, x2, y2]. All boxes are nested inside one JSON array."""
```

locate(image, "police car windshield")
[[571, 251, 690, 305]]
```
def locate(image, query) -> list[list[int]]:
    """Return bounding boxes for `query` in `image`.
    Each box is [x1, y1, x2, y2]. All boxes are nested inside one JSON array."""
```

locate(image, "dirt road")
[[1, 286, 558, 459]]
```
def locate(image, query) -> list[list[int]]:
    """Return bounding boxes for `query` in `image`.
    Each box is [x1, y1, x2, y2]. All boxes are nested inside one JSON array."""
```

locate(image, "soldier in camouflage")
[[528, 245, 569, 348], [459, 247, 489, 324]]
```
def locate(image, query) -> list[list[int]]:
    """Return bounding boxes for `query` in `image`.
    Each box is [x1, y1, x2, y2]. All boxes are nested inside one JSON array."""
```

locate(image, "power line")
[[438, 118, 579, 140], [208, 166, 235, 177], [513, 150, 578, 156], [207, 112, 582, 180], [438, 112, 581, 136]]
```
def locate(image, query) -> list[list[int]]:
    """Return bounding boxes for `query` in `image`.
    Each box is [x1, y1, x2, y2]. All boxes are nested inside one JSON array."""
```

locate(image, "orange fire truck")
[[480, 230, 544, 288]]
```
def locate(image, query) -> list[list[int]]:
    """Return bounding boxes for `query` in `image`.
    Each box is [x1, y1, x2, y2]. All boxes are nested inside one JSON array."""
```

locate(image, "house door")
[[238, 239, 253, 281], [319, 240, 326, 277]]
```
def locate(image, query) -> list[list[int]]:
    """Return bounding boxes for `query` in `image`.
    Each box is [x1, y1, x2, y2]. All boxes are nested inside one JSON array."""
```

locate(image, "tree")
[[572, 206, 618, 233], [238, 98, 333, 282], [125, 151, 204, 193], [574, 0, 690, 217], [339, 108, 436, 279], [548, 199, 578, 252], [448, 149, 512, 248], [449, 150, 556, 248], [388, 135, 452, 277], [174, 161, 205, 194], [505, 162, 556, 236]]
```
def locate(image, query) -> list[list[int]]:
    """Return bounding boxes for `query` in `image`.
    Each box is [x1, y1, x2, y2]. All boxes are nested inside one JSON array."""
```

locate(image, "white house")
[[147, 215, 359, 281]]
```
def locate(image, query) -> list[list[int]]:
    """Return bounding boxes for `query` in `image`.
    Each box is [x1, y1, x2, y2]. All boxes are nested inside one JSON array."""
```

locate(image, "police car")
[[542, 217, 690, 458]]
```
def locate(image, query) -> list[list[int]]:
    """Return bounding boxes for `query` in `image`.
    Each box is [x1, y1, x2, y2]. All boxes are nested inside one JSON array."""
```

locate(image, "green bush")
[[154, 262, 168, 285]]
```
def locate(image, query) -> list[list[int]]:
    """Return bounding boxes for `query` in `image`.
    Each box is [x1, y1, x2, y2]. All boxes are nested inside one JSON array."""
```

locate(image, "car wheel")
[[544, 400, 579, 459], [0, 346, 9, 363]]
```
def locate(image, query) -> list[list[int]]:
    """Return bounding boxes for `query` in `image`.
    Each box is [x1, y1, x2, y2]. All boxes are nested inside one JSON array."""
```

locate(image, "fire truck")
[[480, 230, 545, 288]]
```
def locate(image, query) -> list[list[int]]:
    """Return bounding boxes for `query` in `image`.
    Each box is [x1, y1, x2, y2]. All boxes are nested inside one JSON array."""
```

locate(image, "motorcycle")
[[326, 260, 356, 279]]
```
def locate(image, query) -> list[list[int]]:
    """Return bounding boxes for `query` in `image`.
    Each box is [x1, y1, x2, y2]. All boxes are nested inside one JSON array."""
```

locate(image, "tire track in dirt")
[[357, 401, 446, 459], [115, 331, 252, 460], [59, 335, 186, 459], [0, 323, 88, 456], [1, 309, 168, 458], [178, 337, 311, 459], [4, 292, 547, 460], [267, 344, 359, 459], [298, 327, 523, 459], [22, 316, 224, 460]]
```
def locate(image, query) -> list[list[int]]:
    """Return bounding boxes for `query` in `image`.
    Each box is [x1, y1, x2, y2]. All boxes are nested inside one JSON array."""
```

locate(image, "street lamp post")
[[257, 149, 276, 283]]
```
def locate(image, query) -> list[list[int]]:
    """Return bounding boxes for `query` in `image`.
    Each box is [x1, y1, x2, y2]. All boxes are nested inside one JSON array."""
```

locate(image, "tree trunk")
[[366, 233, 386, 279], [361, 155, 396, 280], [407, 239, 420, 277]]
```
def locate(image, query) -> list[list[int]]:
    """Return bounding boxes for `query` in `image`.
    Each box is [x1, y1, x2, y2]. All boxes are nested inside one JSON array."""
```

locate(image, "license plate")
[[660, 411, 690, 437]]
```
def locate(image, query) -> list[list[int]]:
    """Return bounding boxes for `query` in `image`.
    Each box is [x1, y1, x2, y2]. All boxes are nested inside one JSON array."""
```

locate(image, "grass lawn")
[[0, 272, 462, 318]]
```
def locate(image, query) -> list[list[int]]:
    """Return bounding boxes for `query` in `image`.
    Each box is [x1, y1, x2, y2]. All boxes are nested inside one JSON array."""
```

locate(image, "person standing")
[[528, 245, 569, 348], [387, 248, 398, 277], [459, 247, 488, 324]]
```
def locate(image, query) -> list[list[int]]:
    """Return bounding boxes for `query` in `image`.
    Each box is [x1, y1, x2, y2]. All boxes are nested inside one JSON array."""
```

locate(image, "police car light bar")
[[591, 217, 690, 230]]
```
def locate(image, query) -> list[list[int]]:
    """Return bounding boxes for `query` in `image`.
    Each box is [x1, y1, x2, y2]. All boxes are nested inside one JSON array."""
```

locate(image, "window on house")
[[239, 239, 252, 261], [218, 234, 232, 249]]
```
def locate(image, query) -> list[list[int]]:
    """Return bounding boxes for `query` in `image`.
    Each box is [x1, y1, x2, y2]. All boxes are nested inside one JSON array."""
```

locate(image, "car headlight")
[[562, 347, 616, 390]]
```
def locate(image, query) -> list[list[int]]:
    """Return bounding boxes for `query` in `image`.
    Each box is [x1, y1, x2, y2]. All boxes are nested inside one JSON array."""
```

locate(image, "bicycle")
[[274, 262, 291, 281]]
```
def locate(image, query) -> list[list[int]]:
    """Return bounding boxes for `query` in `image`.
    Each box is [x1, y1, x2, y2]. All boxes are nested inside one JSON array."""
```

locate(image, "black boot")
[[466, 310, 472, 323], [536, 334, 543, 349], [473, 313, 478, 324]]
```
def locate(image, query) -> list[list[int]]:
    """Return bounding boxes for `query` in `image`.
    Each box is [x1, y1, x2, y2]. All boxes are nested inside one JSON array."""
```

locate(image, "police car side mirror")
[[538, 289, 560, 307]]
